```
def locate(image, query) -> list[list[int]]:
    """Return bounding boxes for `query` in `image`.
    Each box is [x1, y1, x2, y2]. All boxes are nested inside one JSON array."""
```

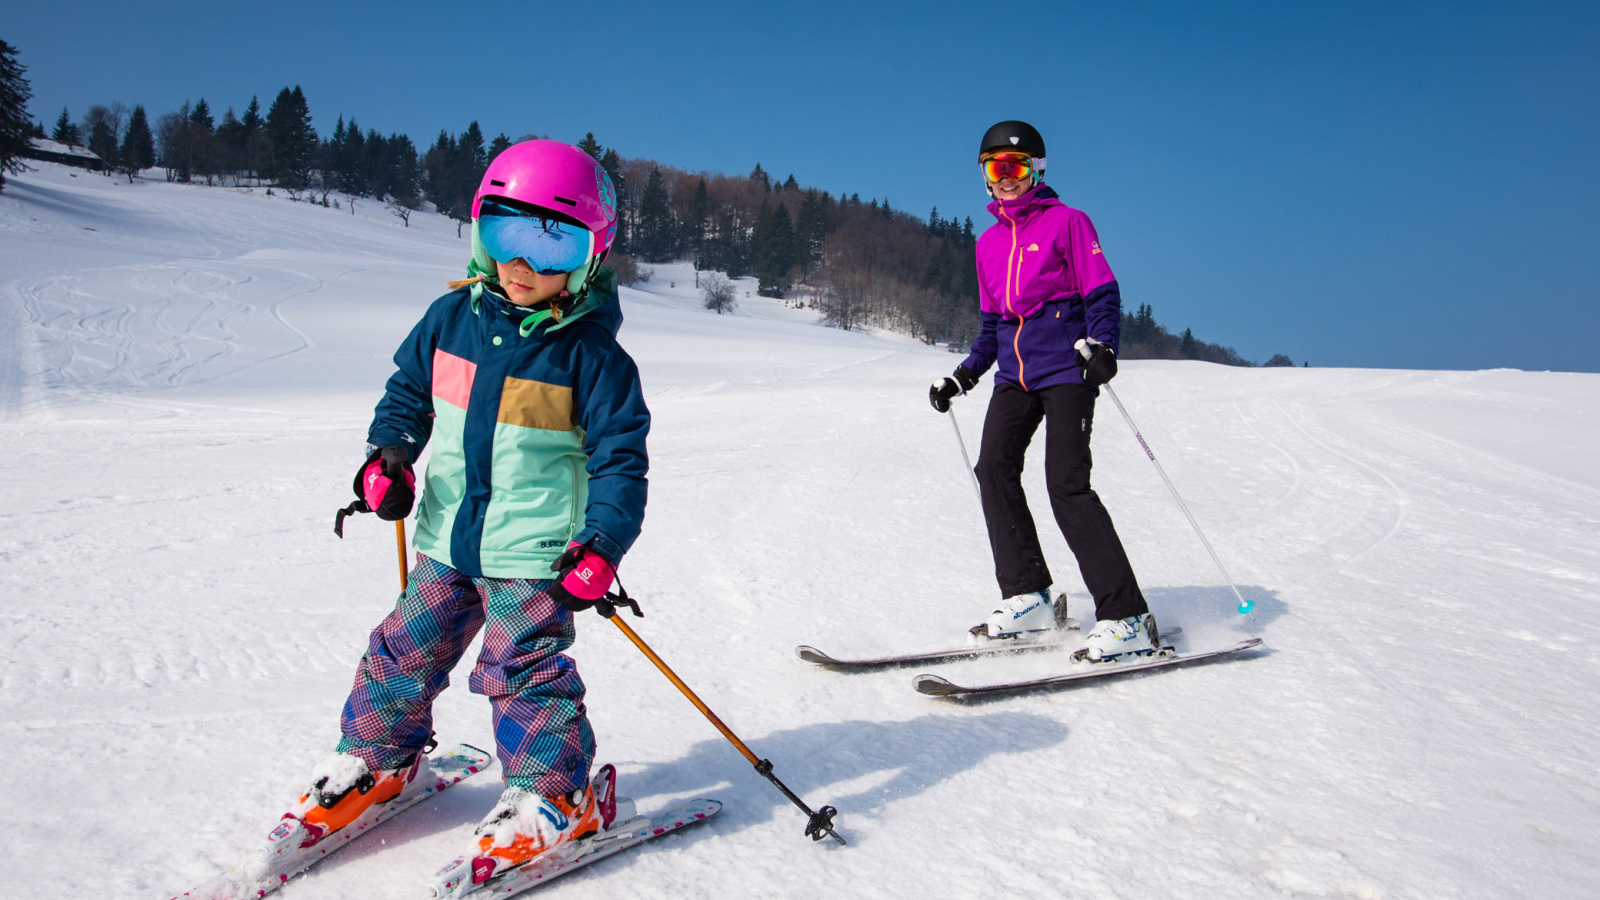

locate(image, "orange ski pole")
[[395, 519, 409, 592], [594, 591, 844, 845]]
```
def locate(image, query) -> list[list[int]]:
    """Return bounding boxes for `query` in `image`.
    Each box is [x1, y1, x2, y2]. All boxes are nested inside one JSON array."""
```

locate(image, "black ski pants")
[[974, 381, 1148, 621]]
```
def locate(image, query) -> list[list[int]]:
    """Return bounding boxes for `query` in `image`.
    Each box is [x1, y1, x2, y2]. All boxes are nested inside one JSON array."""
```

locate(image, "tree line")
[[0, 38, 1294, 364]]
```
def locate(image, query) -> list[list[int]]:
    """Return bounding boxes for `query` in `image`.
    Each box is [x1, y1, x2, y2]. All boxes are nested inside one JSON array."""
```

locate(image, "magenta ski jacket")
[[960, 184, 1122, 390]]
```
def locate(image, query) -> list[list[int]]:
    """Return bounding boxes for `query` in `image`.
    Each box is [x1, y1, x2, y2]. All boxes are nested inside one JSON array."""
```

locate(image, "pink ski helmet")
[[473, 140, 618, 256]]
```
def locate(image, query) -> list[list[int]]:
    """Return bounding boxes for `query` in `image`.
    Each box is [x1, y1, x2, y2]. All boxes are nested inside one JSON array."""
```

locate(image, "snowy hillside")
[[2, 163, 1598, 900]]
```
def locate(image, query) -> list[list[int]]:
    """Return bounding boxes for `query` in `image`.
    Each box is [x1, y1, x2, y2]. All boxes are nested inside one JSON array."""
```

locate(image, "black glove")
[[353, 445, 416, 521], [929, 365, 979, 412], [1076, 339, 1118, 387]]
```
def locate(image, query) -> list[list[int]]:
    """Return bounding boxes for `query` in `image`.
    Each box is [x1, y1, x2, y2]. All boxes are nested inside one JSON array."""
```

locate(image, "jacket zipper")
[[998, 200, 1027, 389], [567, 455, 582, 539]]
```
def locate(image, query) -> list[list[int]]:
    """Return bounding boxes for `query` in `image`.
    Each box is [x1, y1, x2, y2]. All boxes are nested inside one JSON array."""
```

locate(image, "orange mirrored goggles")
[[981, 153, 1033, 183]]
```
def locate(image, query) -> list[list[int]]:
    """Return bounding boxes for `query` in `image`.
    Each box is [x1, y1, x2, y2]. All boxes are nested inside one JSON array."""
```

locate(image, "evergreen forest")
[[0, 42, 1296, 365]]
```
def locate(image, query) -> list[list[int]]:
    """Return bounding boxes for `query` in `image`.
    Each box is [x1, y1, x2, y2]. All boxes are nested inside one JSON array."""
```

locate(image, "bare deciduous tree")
[[388, 196, 416, 227], [701, 272, 737, 315]]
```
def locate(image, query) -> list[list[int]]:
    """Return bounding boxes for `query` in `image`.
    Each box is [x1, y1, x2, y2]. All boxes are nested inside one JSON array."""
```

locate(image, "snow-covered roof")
[[30, 137, 102, 160]]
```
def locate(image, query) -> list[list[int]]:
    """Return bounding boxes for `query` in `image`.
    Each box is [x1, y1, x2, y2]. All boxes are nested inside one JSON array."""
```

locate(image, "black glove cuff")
[[548, 580, 596, 613], [953, 365, 979, 393]]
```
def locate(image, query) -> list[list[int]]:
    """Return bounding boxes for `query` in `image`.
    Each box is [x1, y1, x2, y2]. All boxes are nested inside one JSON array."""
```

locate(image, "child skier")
[[283, 140, 649, 878], [929, 120, 1156, 661]]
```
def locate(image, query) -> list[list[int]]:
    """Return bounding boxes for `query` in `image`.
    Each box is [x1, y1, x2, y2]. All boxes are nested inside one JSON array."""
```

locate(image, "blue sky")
[[6, 0, 1597, 370]]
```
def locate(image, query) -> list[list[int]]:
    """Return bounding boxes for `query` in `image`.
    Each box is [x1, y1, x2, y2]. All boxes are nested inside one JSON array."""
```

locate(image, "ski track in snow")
[[2, 163, 1598, 899]]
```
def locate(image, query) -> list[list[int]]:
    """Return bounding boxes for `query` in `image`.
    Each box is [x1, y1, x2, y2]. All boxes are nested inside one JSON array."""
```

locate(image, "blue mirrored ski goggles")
[[478, 199, 594, 275]]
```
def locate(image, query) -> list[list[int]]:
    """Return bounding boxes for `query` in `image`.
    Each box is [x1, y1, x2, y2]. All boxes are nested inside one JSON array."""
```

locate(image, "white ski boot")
[[1080, 613, 1160, 661], [971, 590, 1071, 641]]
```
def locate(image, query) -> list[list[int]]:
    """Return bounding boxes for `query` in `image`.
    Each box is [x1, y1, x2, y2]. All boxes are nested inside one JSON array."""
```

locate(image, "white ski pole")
[[947, 403, 984, 506], [1091, 367, 1254, 616]]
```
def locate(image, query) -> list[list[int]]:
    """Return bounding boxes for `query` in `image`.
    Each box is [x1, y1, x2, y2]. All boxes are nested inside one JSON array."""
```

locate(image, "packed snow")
[[2, 162, 1597, 899]]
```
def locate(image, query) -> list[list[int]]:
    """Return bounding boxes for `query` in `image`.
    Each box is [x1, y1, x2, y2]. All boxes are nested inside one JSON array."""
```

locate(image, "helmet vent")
[[553, 195, 578, 206], [490, 179, 506, 187]]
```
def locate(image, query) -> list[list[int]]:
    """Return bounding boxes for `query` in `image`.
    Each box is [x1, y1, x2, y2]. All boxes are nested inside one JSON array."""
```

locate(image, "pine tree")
[[488, 132, 511, 161], [598, 148, 626, 252], [769, 202, 795, 285], [0, 39, 32, 192], [636, 165, 673, 262], [264, 86, 315, 187], [1180, 327, 1197, 358], [689, 176, 709, 269], [240, 97, 261, 133], [423, 130, 455, 216], [185, 99, 218, 183], [1125, 302, 1157, 344], [795, 189, 828, 276], [52, 106, 80, 146], [782, 173, 798, 191], [388, 133, 420, 208], [238, 97, 264, 181], [752, 198, 795, 295], [339, 116, 365, 194], [362, 128, 388, 199], [749, 161, 770, 192], [460, 122, 486, 174], [88, 119, 117, 170], [189, 98, 214, 131], [577, 132, 602, 161], [118, 104, 154, 181], [214, 106, 243, 176]]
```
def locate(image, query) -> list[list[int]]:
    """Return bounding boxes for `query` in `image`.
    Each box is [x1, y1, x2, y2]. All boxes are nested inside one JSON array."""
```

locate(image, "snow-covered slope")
[[2, 163, 1597, 899]]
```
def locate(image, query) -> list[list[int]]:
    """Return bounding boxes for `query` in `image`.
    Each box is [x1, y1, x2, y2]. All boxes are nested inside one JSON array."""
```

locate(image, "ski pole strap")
[[591, 574, 644, 619], [333, 500, 371, 538]]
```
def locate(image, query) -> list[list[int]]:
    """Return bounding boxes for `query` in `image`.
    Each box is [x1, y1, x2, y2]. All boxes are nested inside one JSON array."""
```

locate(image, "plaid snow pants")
[[337, 553, 594, 796]]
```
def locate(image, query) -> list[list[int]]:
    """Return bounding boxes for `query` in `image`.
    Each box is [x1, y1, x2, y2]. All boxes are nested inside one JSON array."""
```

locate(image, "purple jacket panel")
[[960, 184, 1122, 390]]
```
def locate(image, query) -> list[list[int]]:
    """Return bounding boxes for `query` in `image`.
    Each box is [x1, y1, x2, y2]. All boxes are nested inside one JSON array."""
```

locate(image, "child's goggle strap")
[[981, 152, 1034, 183]]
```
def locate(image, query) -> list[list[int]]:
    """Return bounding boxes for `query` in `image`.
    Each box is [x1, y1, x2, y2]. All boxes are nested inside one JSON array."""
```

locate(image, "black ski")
[[913, 638, 1263, 696], [797, 627, 1183, 670]]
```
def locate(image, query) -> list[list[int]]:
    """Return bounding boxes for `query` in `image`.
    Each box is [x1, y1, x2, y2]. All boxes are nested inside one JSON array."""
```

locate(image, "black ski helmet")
[[980, 120, 1046, 160], [979, 120, 1046, 196]]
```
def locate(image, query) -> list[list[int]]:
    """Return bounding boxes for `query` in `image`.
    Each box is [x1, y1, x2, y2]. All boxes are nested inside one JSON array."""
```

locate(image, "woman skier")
[[929, 120, 1156, 661], [280, 140, 649, 877]]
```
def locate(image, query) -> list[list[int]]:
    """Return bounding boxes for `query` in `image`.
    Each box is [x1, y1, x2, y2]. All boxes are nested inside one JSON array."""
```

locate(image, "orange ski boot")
[[468, 784, 601, 884], [291, 751, 429, 846]]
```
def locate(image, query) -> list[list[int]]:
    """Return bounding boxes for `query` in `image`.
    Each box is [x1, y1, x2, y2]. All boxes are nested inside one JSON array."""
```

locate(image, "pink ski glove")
[[357, 446, 416, 520], [549, 542, 616, 612]]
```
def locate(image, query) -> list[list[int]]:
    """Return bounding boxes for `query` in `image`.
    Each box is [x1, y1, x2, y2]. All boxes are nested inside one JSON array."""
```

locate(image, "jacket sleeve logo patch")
[[1091, 241, 1102, 255]]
